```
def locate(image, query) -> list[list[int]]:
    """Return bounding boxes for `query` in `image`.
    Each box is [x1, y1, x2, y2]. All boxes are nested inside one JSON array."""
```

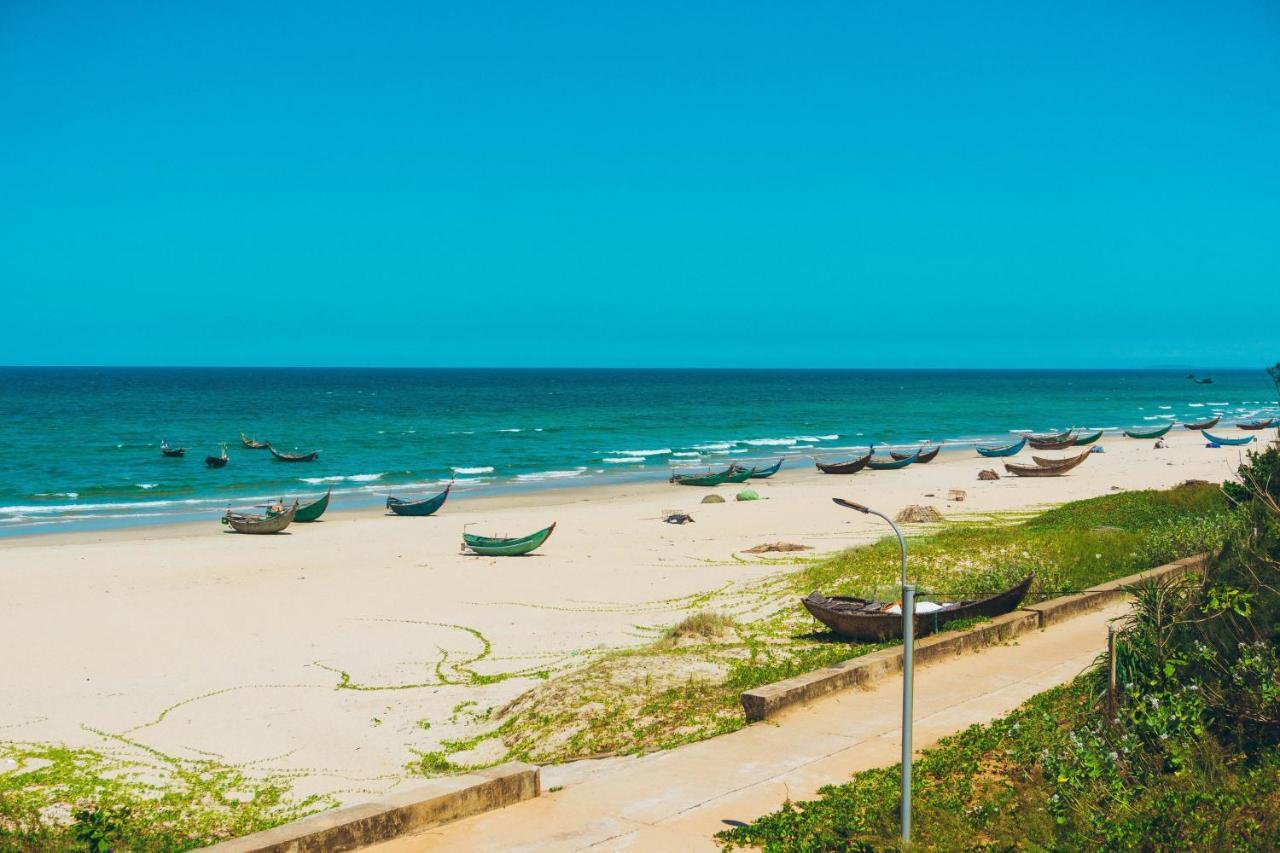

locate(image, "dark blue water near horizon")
[[2, 367, 1275, 536]]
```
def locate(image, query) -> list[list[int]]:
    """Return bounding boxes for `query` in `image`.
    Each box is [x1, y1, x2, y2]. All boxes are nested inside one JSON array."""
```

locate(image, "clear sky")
[[2, 1, 1277, 368]]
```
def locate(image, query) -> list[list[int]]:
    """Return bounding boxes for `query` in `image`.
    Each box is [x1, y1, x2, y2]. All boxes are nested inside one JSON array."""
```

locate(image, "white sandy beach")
[[0, 429, 1258, 805]]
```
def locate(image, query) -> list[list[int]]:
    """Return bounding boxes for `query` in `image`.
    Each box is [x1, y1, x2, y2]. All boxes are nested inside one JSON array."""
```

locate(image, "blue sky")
[[2, 1, 1277, 367]]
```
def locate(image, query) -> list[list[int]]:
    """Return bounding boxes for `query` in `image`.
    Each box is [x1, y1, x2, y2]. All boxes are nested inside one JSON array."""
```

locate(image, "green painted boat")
[[1072, 430, 1104, 446], [463, 522, 556, 556], [1123, 423, 1173, 439], [724, 467, 753, 483], [671, 467, 733, 486], [294, 490, 331, 522]]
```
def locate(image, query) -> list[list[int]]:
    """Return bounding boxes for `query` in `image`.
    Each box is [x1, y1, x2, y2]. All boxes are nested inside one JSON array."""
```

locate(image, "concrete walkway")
[[369, 600, 1122, 851]]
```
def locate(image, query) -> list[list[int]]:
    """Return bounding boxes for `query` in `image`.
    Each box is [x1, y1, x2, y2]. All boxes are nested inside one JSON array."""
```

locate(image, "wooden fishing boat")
[[1030, 448, 1094, 470], [160, 441, 185, 458], [462, 522, 555, 556], [802, 574, 1034, 642], [241, 433, 269, 449], [741, 458, 784, 478], [1238, 418, 1277, 430], [294, 490, 331, 522], [1183, 416, 1221, 431], [724, 467, 753, 483], [223, 501, 298, 534], [671, 468, 734, 486], [205, 447, 229, 468], [1028, 435, 1077, 450], [1025, 429, 1072, 442], [814, 453, 872, 475], [1072, 430, 1104, 446], [976, 438, 1027, 458], [386, 485, 451, 517], [268, 445, 320, 462], [867, 452, 916, 470], [890, 445, 940, 464], [1006, 450, 1093, 477], [1203, 431, 1256, 447], [1123, 423, 1173, 439]]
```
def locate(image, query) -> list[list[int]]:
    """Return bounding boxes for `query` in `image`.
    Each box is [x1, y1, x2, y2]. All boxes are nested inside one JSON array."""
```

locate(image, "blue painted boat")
[[1203, 431, 1256, 447], [737, 458, 783, 479], [386, 484, 451, 516], [976, 438, 1027, 458]]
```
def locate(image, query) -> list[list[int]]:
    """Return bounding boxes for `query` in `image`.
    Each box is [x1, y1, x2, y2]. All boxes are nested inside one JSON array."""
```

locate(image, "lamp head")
[[832, 497, 870, 513]]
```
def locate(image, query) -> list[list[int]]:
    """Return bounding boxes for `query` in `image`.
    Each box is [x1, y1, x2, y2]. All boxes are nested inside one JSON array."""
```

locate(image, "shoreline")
[[4, 420, 1272, 540]]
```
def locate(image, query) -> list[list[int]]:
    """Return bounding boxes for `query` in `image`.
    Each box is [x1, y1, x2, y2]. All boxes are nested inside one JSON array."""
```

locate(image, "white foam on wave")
[[300, 473, 384, 484], [1188, 403, 1204, 407], [744, 438, 797, 446], [693, 442, 734, 451], [1207, 402, 1228, 406], [516, 468, 588, 481], [34, 492, 80, 499], [1159, 405, 1172, 410], [498, 428, 523, 433], [728, 448, 749, 454], [137, 483, 158, 490], [795, 434, 839, 442], [603, 457, 645, 464], [612, 448, 672, 457], [452, 466, 495, 474], [671, 451, 700, 457]]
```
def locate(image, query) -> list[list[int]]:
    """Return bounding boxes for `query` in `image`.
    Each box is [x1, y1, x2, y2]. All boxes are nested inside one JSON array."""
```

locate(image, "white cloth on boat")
[[886, 601, 952, 615]]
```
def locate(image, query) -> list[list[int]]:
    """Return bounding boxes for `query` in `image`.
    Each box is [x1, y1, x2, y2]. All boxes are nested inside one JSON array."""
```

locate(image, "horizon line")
[[0, 364, 1267, 372]]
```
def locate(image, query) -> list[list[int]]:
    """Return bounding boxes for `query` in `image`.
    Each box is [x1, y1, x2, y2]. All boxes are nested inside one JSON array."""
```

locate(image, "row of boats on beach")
[[218, 480, 556, 556]]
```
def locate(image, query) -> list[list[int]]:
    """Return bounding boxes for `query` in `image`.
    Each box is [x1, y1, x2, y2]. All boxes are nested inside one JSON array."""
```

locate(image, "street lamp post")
[[833, 498, 913, 844]]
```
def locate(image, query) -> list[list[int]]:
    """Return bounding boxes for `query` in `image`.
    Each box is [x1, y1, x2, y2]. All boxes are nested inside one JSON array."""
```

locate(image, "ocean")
[[2, 367, 1275, 536]]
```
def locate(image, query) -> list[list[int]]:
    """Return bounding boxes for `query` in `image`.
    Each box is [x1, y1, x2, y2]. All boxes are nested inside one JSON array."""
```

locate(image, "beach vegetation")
[[405, 483, 1232, 774], [719, 437, 1280, 850], [0, 739, 331, 851]]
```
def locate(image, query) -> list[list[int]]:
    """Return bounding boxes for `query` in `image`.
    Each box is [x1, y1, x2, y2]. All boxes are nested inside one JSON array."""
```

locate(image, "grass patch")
[[662, 612, 737, 643], [0, 739, 330, 851]]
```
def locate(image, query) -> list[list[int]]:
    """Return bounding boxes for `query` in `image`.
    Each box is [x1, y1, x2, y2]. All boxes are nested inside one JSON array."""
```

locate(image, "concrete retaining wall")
[[202, 762, 539, 852], [742, 554, 1208, 722]]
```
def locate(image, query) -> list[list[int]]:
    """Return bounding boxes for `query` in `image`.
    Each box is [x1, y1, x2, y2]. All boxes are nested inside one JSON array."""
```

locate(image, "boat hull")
[[268, 445, 319, 462], [890, 446, 940, 463], [802, 575, 1034, 642], [386, 487, 450, 516], [867, 454, 915, 470], [295, 490, 331, 522], [1124, 423, 1173, 439], [815, 454, 872, 474], [1203, 431, 1256, 447], [463, 522, 555, 556], [1184, 416, 1221, 431], [976, 438, 1026, 458], [224, 503, 297, 534]]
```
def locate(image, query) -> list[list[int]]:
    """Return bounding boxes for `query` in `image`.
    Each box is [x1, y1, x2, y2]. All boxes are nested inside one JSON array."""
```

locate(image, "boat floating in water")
[[268, 445, 320, 462]]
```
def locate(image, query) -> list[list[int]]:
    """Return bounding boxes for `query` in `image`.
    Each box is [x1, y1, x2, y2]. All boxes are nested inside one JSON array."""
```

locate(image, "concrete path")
[[370, 601, 1123, 852]]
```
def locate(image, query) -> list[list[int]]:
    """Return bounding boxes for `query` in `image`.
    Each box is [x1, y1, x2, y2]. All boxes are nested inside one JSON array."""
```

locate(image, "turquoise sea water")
[[2, 368, 1275, 536]]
